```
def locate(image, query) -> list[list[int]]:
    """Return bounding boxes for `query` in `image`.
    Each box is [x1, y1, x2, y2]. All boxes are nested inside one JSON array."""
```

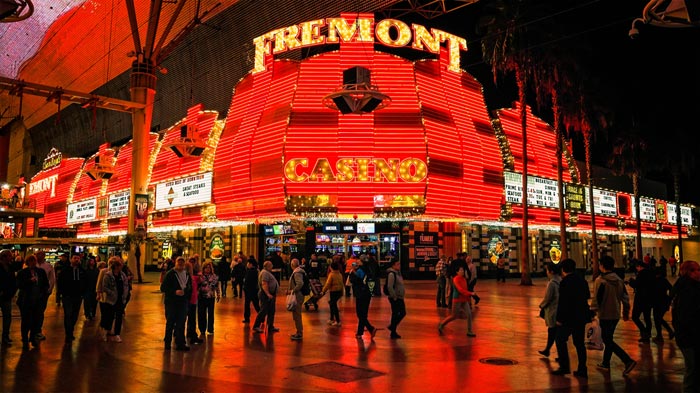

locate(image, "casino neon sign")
[[253, 15, 468, 74], [284, 157, 427, 183]]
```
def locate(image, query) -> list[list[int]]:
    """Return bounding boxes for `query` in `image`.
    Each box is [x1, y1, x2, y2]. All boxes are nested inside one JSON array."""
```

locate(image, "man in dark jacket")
[[629, 260, 654, 343], [553, 258, 591, 378], [242, 259, 260, 323], [161, 257, 192, 351], [671, 260, 700, 392], [57, 254, 86, 343], [0, 249, 18, 344], [217, 255, 231, 297]]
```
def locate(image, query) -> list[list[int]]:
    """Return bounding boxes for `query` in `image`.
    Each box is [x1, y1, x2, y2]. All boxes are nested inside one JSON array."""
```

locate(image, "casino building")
[[8, 13, 696, 278]]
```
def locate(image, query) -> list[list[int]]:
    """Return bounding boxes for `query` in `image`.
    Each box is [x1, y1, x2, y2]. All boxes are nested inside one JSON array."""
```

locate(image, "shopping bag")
[[286, 292, 297, 311], [585, 318, 604, 350]]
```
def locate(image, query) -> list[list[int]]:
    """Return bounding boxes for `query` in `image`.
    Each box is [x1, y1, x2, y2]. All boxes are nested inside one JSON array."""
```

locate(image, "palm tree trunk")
[[517, 68, 532, 286], [633, 173, 642, 261], [553, 94, 567, 260], [585, 132, 599, 278], [674, 170, 683, 262]]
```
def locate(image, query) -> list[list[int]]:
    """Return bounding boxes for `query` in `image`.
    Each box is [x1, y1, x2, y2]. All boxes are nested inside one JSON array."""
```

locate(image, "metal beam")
[[0, 77, 145, 113]]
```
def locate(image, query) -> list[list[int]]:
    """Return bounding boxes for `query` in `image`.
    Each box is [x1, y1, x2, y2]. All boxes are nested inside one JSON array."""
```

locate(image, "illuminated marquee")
[[253, 15, 467, 73], [42, 148, 63, 171], [155, 172, 213, 211], [28, 174, 58, 197], [284, 157, 427, 183]]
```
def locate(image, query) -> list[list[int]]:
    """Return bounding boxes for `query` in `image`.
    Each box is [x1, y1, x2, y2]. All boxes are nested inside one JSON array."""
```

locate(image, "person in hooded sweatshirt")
[[591, 255, 637, 375]]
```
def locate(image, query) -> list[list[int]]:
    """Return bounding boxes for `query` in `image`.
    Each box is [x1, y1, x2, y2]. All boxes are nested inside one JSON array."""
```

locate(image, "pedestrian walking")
[[538, 262, 561, 358], [651, 266, 675, 342], [466, 255, 481, 306], [385, 259, 406, 339], [591, 255, 637, 375], [0, 249, 18, 345], [629, 260, 654, 343], [349, 257, 377, 340], [671, 260, 700, 393], [15, 254, 49, 349], [242, 259, 260, 324], [552, 258, 590, 379], [321, 260, 344, 326], [435, 256, 448, 308], [57, 254, 86, 343], [438, 266, 475, 337]]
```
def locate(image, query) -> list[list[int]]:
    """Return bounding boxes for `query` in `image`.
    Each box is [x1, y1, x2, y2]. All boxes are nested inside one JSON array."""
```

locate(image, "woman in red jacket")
[[438, 266, 475, 337]]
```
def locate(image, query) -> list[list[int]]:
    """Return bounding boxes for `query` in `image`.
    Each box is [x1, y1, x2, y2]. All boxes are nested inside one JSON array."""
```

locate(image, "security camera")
[[628, 26, 640, 39]]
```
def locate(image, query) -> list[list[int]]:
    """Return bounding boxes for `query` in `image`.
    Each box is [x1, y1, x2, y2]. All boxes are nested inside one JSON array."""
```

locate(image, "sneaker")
[[390, 332, 402, 339], [269, 327, 280, 333], [332, 321, 341, 327], [112, 335, 122, 343], [207, 331, 214, 335], [252, 327, 264, 333], [596, 363, 610, 370], [623, 360, 637, 375], [290, 334, 303, 341], [36, 333, 46, 341], [467, 332, 476, 337], [538, 350, 550, 357], [327, 320, 335, 326]]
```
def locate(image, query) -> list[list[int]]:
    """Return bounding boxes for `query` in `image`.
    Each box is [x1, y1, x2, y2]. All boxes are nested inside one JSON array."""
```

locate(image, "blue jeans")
[[599, 319, 632, 366]]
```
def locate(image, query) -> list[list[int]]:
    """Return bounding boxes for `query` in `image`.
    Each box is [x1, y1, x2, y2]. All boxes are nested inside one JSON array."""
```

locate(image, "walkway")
[[0, 272, 683, 392]]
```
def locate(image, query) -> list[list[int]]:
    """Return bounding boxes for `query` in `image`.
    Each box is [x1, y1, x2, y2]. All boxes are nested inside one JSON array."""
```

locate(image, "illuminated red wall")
[[213, 25, 504, 221], [149, 105, 218, 228], [106, 134, 159, 232], [27, 158, 83, 233]]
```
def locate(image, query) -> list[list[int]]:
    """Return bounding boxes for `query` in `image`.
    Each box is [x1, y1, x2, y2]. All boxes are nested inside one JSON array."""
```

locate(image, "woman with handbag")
[[538, 262, 561, 358]]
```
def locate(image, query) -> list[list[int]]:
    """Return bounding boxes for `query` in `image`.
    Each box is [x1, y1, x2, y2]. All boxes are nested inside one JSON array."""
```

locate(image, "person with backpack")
[[287, 258, 306, 341], [385, 259, 405, 339], [350, 257, 378, 340]]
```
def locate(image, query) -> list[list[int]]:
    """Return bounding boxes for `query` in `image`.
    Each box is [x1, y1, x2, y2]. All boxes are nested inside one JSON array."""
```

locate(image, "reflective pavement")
[[0, 272, 684, 392]]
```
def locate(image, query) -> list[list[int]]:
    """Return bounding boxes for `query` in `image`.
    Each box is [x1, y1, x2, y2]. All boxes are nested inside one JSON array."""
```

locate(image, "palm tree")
[[608, 131, 648, 261], [478, 0, 537, 285], [561, 81, 613, 278]]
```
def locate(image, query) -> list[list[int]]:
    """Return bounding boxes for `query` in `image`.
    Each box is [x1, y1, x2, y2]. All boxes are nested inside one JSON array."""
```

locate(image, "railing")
[[0, 197, 38, 211]]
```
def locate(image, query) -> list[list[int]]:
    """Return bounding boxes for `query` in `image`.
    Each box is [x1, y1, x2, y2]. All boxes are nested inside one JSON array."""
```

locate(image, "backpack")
[[383, 271, 396, 296]]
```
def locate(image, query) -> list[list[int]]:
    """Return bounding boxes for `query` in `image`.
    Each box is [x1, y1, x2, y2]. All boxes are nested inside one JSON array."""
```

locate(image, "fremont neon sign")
[[253, 15, 468, 74], [284, 157, 427, 183]]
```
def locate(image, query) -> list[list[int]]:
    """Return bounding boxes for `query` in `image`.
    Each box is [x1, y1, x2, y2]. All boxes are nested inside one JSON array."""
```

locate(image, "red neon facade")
[[26, 156, 83, 233]]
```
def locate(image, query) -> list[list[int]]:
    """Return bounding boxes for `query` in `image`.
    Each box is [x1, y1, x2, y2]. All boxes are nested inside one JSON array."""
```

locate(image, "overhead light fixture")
[[162, 124, 208, 158], [85, 155, 115, 180], [323, 66, 391, 114]]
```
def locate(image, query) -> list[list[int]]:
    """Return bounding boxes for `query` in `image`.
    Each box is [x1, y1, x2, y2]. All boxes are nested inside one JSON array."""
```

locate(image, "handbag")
[[286, 292, 297, 311], [585, 318, 604, 350]]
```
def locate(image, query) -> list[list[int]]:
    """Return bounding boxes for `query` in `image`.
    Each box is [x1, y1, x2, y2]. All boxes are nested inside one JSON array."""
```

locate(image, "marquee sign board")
[[67, 198, 97, 224], [155, 172, 213, 211]]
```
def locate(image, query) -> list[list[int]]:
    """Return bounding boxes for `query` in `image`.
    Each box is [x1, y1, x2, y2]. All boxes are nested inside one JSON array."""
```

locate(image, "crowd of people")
[[536, 254, 699, 391], [0, 249, 134, 348], [1, 247, 699, 391]]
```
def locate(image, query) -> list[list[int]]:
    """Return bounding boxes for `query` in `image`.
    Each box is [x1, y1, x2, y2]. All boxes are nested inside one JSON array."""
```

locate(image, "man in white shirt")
[[35, 251, 55, 340]]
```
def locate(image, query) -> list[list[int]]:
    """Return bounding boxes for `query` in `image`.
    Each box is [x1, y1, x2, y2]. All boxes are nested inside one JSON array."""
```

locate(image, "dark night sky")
[[421, 1, 700, 206]]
